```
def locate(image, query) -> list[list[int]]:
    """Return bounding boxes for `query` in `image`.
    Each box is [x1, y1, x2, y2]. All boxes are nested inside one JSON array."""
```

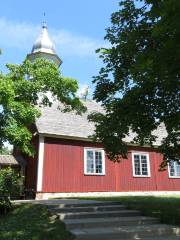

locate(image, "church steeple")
[[27, 23, 62, 67]]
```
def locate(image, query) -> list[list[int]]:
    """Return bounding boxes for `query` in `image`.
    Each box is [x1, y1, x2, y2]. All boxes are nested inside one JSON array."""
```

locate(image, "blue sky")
[[0, 0, 119, 95]]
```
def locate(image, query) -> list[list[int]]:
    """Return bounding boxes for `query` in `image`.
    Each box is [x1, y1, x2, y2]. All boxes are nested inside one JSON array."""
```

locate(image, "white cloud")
[[0, 18, 39, 51], [52, 30, 105, 57], [0, 18, 108, 57]]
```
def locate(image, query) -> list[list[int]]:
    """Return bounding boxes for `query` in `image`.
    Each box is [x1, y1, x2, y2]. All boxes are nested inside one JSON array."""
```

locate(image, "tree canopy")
[[89, 0, 180, 166], [0, 58, 85, 155], [0, 146, 12, 155]]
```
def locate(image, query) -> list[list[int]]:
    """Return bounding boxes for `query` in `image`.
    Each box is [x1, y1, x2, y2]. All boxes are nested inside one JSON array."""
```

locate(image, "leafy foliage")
[[0, 196, 11, 216], [89, 0, 180, 165], [0, 167, 24, 215], [0, 146, 12, 155], [0, 167, 24, 198], [0, 59, 86, 155]]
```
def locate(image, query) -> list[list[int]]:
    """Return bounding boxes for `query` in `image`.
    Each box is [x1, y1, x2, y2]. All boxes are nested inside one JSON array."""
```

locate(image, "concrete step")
[[50, 204, 126, 213], [104, 237, 180, 240], [72, 224, 180, 240], [58, 209, 141, 220], [142, 237, 180, 240], [47, 201, 122, 208], [65, 216, 159, 229]]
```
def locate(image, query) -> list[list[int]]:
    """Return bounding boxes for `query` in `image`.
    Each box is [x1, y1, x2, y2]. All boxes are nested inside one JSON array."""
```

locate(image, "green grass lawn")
[[0, 204, 74, 240], [77, 195, 180, 226]]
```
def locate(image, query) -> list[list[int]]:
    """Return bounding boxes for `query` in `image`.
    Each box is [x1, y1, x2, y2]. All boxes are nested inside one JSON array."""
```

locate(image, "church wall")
[[40, 137, 180, 193]]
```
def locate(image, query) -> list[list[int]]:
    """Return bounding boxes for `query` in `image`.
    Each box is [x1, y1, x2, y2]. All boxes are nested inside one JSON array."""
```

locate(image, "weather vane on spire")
[[42, 12, 47, 28]]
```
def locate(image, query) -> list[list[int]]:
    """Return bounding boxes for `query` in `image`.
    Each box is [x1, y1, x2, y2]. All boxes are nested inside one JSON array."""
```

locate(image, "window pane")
[[169, 161, 175, 176], [133, 154, 149, 176], [134, 155, 140, 160], [176, 162, 180, 176], [87, 163, 94, 173], [170, 161, 180, 177], [135, 167, 141, 175], [85, 149, 104, 174], [142, 167, 148, 175], [134, 155, 141, 175], [95, 151, 103, 173], [141, 155, 148, 176], [86, 150, 94, 173], [87, 151, 93, 160]]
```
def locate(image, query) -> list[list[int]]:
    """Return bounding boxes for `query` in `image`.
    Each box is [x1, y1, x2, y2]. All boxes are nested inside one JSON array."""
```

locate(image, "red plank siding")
[[41, 138, 180, 193], [117, 148, 157, 191], [42, 138, 116, 192], [25, 135, 39, 191], [154, 152, 180, 191]]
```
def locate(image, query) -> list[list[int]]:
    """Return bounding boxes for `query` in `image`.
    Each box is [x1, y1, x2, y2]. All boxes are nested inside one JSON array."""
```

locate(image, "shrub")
[[0, 167, 24, 215], [0, 196, 11, 215], [0, 167, 24, 198]]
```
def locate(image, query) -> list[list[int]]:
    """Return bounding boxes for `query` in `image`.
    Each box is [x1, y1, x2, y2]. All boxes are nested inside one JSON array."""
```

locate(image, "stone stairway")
[[47, 201, 180, 240]]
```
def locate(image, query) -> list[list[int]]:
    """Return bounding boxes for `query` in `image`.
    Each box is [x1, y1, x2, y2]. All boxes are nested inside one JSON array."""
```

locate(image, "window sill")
[[169, 176, 180, 179], [84, 173, 105, 176], [133, 175, 151, 178]]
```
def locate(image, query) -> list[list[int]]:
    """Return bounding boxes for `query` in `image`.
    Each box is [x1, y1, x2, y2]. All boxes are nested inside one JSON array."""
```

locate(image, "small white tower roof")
[[27, 22, 62, 67], [31, 22, 56, 54]]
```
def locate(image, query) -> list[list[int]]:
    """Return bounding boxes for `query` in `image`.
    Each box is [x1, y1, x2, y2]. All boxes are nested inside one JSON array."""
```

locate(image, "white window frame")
[[132, 152, 151, 177], [168, 161, 180, 178], [84, 148, 105, 176]]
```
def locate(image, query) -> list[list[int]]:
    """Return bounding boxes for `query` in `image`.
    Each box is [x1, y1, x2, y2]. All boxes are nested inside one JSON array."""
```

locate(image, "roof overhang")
[[38, 133, 158, 149]]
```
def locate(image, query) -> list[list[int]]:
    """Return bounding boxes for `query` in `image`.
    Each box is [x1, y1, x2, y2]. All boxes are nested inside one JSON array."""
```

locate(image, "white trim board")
[[36, 135, 44, 192]]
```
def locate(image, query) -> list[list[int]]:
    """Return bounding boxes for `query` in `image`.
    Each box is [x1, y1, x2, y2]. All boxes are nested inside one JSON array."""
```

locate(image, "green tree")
[[89, 0, 180, 166], [0, 167, 23, 198], [0, 168, 23, 214], [0, 146, 12, 155], [0, 59, 85, 155]]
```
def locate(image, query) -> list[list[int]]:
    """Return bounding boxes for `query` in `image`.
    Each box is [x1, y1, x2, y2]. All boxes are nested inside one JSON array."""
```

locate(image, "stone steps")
[[72, 225, 180, 240], [142, 237, 180, 240], [50, 204, 126, 213], [57, 209, 141, 220], [47, 201, 122, 208], [47, 200, 180, 240], [65, 216, 158, 229], [109, 237, 180, 240]]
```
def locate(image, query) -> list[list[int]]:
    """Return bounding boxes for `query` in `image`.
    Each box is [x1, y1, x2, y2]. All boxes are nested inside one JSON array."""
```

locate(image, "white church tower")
[[27, 22, 62, 67]]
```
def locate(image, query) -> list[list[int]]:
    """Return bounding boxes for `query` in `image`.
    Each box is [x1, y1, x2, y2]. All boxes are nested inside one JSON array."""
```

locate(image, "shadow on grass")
[[0, 204, 74, 240]]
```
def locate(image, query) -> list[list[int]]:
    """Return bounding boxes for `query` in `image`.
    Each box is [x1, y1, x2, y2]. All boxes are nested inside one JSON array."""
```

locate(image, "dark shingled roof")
[[36, 100, 167, 146], [0, 155, 18, 165], [0, 155, 26, 166]]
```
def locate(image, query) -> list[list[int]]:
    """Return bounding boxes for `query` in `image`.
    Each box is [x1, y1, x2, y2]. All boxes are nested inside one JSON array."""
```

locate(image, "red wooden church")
[[25, 24, 180, 199]]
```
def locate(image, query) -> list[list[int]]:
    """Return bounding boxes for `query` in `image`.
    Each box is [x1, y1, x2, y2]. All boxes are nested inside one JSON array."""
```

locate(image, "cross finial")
[[42, 12, 47, 28]]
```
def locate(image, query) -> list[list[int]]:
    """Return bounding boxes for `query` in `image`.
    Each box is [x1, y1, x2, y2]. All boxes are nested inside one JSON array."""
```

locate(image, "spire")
[[27, 21, 62, 67], [42, 12, 47, 29], [42, 20, 47, 29], [31, 23, 56, 55]]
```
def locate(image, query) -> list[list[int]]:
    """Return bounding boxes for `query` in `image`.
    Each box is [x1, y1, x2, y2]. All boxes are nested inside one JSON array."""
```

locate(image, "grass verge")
[[76, 195, 180, 226], [0, 203, 74, 240]]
